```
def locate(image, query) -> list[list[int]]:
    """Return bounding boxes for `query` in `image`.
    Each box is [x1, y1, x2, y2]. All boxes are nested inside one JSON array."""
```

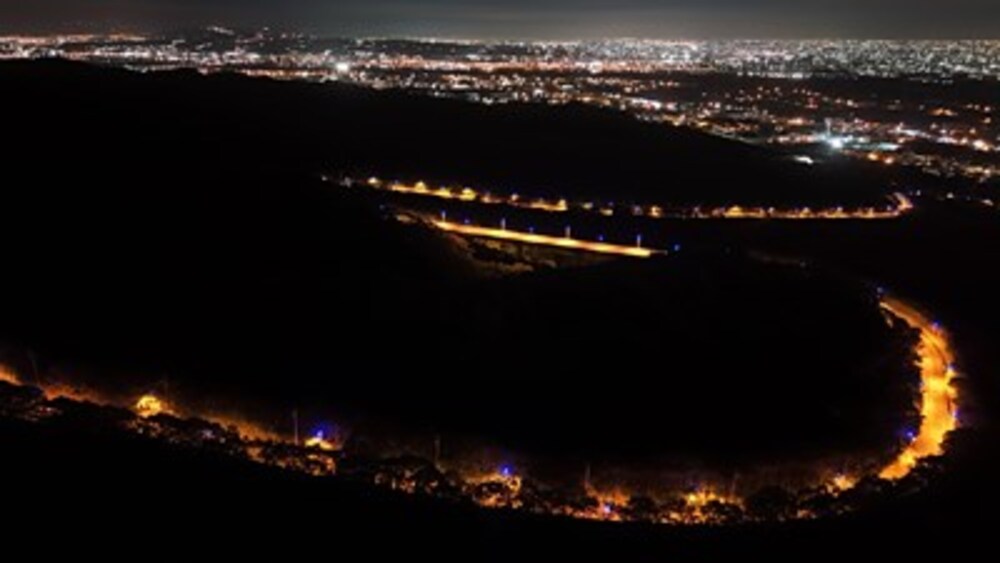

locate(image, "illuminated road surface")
[[879, 297, 960, 480], [347, 177, 914, 221], [433, 220, 655, 258]]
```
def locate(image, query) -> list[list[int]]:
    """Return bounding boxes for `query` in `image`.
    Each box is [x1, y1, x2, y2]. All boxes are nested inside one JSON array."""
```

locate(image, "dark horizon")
[[1, 1, 999, 40]]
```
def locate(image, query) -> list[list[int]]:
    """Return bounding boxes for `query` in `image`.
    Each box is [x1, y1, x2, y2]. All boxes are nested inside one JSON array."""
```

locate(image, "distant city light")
[[2, 33, 994, 183], [826, 137, 847, 150]]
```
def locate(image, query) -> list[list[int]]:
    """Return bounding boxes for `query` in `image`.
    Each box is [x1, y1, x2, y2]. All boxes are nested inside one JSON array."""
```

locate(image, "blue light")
[[500, 465, 513, 478], [598, 235, 605, 242], [673, 244, 682, 252], [310, 423, 339, 441]]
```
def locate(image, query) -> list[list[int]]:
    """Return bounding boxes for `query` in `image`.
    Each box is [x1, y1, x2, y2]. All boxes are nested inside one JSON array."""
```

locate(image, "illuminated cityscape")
[[2, 32, 997, 187]]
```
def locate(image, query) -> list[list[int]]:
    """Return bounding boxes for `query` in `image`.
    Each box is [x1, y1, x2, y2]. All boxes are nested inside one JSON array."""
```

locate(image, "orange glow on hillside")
[[684, 489, 734, 508], [305, 431, 339, 451], [135, 394, 169, 418], [829, 473, 857, 492], [42, 382, 107, 405], [204, 413, 283, 442], [0, 293, 966, 526], [571, 483, 632, 521], [679, 488, 743, 524], [464, 469, 524, 509], [0, 366, 21, 386]]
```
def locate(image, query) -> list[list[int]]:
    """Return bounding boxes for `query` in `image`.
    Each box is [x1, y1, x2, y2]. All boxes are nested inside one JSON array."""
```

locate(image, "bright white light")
[[827, 137, 846, 150], [334, 62, 351, 73]]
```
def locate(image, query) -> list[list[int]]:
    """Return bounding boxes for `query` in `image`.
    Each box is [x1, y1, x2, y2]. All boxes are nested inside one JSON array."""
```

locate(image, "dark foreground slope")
[[0, 59, 895, 207], [0, 410, 988, 561]]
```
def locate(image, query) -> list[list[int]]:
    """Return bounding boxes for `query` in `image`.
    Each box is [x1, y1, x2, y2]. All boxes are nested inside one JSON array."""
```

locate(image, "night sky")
[[1, 0, 997, 39]]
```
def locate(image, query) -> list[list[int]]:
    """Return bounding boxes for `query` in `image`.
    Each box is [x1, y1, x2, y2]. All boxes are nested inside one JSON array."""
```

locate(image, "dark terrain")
[[0, 60, 997, 559], [1, 59, 899, 207], [0, 60, 917, 470]]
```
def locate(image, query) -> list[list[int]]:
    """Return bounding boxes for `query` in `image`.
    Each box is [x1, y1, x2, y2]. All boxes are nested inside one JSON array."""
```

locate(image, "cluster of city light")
[[7, 34, 999, 79], [357, 54, 998, 184], [2, 33, 996, 183], [345, 176, 914, 221]]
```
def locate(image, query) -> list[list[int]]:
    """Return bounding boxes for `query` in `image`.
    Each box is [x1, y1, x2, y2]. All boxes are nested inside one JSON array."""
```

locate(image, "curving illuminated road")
[[0, 293, 965, 524], [878, 297, 961, 480], [342, 177, 914, 221], [428, 214, 960, 486], [433, 220, 656, 258]]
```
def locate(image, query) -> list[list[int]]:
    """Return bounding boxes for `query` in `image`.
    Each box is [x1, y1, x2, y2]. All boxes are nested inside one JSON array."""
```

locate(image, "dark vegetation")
[[0, 60, 917, 471], [0, 402, 986, 560], [1, 59, 898, 207]]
